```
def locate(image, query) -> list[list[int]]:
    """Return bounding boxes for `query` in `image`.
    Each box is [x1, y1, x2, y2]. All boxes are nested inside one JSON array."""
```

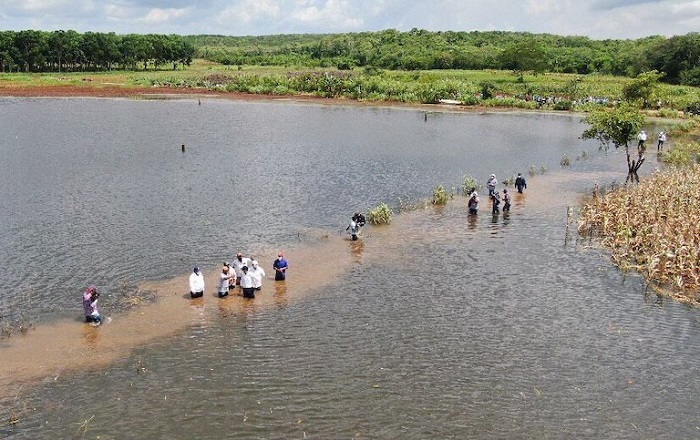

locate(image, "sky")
[[0, 0, 698, 40]]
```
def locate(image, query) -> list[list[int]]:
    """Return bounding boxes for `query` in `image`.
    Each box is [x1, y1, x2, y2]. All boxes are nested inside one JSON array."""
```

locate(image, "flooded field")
[[0, 98, 698, 439]]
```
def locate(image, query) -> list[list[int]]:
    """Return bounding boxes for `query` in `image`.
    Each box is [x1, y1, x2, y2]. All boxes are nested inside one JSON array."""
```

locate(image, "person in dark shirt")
[[273, 252, 289, 281], [514, 173, 527, 193]]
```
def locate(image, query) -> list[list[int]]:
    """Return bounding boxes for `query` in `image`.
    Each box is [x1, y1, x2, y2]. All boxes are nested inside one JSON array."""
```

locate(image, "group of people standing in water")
[[468, 172, 527, 215], [81, 252, 290, 324], [83, 187, 527, 324], [189, 251, 289, 300]]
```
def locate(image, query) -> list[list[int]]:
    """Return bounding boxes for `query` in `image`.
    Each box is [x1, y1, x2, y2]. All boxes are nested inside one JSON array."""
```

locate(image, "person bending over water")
[[83, 286, 102, 325]]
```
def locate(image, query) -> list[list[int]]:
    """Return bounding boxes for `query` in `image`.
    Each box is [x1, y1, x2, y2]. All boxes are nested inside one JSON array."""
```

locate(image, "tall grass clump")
[[431, 184, 452, 205], [462, 175, 478, 196], [367, 202, 393, 225], [578, 164, 700, 300], [662, 141, 700, 166]]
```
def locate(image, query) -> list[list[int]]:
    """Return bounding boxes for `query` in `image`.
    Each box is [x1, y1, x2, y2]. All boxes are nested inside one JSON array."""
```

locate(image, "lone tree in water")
[[582, 103, 646, 183]]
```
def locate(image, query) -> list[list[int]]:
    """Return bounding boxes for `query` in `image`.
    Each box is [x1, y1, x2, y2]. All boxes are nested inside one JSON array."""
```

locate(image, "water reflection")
[[349, 238, 365, 263]]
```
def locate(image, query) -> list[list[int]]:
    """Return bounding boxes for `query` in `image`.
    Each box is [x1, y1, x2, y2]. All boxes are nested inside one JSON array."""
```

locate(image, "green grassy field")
[[2, 60, 699, 114]]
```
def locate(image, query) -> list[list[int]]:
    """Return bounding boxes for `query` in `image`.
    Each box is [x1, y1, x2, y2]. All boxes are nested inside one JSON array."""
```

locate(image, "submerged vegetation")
[[367, 203, 393, 225], [578, 165, 700, 300], [431, 184, 452, 205]]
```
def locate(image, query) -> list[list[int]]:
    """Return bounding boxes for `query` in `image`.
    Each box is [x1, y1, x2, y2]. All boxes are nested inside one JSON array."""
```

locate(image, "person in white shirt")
[[240, 265, 256, 299], [486, 174, 498, 199], [637, 130, 648, 152], [189, 266, 205, 298], [218, 265, 233, 298], [231, 252, 251, 288], [249, 260, 265, 291], [657, 131, 667, 151]]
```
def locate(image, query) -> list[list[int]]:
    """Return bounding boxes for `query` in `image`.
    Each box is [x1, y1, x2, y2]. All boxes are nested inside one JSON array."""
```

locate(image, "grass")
[[3, 60, 700, 112]]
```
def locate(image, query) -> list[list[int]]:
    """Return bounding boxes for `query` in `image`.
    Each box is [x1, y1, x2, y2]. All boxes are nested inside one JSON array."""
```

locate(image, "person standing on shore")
[[514, 173, 527, 193], [240, 266, 256, 299], [189, 266, 205, 299], [273, 252, 289, 281]]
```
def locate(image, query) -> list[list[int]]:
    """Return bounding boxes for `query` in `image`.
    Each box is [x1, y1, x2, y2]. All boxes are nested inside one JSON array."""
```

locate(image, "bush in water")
[[462, 175, 479, 196], [431, 184, 451, 205], [368, 203, 393, 225]]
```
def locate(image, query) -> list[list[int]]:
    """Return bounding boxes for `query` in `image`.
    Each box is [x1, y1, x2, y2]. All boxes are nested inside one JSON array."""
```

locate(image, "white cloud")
[[291, 0, 363, 28], [526, 0, 563, 15], [0, 0, 699, 38], [137, 7, 188, 25], [217, 0, 281, 25]]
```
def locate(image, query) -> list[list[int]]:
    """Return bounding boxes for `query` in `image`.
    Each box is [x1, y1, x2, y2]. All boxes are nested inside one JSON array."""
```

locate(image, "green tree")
[[14, 30, 47, 72], [582, 103, 646, 182], [622, 70, 664, 108], [499, 40, 548, 81]]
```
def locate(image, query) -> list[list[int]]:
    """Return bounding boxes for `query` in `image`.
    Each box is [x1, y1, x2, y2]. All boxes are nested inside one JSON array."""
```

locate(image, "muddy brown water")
[[1, 98, 698, 439]]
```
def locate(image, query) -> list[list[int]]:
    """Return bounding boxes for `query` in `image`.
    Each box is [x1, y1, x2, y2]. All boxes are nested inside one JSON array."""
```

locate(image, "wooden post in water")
[[181, 144, 185, 153]]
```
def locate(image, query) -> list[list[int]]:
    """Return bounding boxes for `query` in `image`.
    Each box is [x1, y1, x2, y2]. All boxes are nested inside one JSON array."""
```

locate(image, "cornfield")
[[579, 164, 700, 300]]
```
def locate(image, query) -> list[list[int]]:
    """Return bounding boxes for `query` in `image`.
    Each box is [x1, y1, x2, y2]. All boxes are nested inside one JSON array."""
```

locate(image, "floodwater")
[[0, 98, 698, 439]]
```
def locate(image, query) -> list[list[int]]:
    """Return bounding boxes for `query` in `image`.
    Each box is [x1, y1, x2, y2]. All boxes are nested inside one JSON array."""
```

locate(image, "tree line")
[[0, 30, 195, 72], [190, 29, 700, 86], [1, 28, 698, 87]]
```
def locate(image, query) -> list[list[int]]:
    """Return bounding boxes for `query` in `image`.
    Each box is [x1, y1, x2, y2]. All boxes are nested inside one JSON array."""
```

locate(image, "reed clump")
[[367, 202, 393, 225], [578, 164, 700, 300], [431, 184, 452, 205]]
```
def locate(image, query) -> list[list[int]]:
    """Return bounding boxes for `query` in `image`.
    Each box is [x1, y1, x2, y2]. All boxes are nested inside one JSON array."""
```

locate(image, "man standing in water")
[[218, 264, 234, 298], [189, 266, 205, 299], [249, 260, 265, 291], [273, 252, 289, 281], [491, 190, 501, 214], [637, 130, 648, 152], [502, 189, 511, 212], [487, 174, 498, 198], [657, 131, 667, 151], [82, 286, 102, 326], [346, 219, 360, 241], [514, 173, 527, 193], [352, 212, 366, 227], [240, 266, 256, 299], [468, 191, 479, 215], [231, 252, 251, 289]]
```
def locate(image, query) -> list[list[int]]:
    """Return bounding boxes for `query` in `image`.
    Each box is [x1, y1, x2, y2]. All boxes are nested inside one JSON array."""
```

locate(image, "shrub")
[[462, 175, 479, 196], [431, 184, 451, 205], [560, 154, 571, 166], [553, 100, 572, 111], [662, 141, 700, 166], [368, 203, 393, 225]]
